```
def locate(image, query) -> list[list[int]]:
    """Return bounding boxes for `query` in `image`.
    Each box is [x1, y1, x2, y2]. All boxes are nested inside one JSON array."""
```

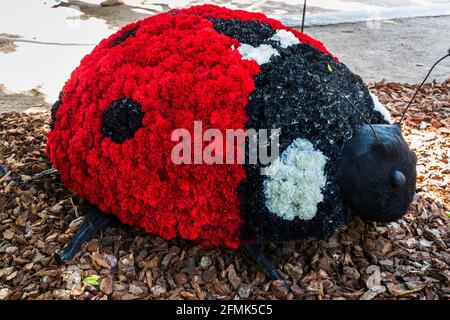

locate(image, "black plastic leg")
[[244, 243, 291, 291], [0, 164, 7, 176], [31, 167, 57, 180], [55, 206, 113, 263]]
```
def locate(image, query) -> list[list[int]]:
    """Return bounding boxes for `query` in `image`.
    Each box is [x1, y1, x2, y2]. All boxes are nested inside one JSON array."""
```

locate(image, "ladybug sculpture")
[[46, 5, 417, 281]]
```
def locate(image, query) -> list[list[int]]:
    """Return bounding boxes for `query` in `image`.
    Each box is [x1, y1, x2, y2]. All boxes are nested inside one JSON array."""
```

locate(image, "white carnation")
[[238, 43, 279, 65], [270, 29, 300, 48], [236, 30, 300, 65], [370, 93, 391, 123], [263, 138, 327, 221]]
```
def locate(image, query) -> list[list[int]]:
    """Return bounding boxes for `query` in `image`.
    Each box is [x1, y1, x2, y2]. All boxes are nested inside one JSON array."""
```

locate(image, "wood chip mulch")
[[0, 80, 449, 300]]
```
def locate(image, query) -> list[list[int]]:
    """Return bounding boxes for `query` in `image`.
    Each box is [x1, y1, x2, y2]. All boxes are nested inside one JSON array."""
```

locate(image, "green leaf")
[[327, 64, 333, 72], [83, 275, 101, 286]]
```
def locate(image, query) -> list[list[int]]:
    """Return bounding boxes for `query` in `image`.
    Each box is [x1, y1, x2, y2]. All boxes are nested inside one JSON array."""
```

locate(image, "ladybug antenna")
[[338, 92, 381, 145], [301, 0, 307, 33], [398, 49, 450, 125]]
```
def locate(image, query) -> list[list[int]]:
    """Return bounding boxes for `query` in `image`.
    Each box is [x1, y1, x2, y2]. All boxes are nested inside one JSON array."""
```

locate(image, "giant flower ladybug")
[[46, 5, 417, 280]]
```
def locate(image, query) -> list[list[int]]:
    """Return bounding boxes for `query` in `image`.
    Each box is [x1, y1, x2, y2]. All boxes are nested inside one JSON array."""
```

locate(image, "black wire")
[[339, 93, 380, 144], [399, 52, 450, 124], [301, 0, 307, 33]]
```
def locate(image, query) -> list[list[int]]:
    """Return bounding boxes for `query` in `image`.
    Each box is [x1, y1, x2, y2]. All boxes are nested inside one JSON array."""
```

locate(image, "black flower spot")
[[101, 98, 144, 143], [50, 92, 63, 130], [113, 28, 137, 46], [208, 18, 276, 48]]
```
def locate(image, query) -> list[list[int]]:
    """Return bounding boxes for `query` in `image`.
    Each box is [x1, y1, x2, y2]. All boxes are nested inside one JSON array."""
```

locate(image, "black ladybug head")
[[340, 124, 417, 222]]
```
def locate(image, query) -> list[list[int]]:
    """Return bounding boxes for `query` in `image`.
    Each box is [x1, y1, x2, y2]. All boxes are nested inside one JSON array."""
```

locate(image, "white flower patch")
[[370, 93, 392, 123], [270, 29, 300, 48], [236, 29, 300, 65], [238, 43, 280, 65], [263, 138, 328, 221]]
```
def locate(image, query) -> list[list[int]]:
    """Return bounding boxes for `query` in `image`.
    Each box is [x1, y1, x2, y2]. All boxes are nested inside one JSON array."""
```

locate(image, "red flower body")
[[47, 5, 332, 248]]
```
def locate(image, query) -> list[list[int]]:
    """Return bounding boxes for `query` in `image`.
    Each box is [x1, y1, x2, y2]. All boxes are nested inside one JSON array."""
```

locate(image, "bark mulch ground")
[[0, 80, 449, 300]]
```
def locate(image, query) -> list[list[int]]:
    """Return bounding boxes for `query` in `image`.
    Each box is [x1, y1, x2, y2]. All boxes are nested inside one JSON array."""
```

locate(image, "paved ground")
[[0, 0, 449, 112], [58, 0, 450, 26], [57, 0, 450, 26], [306, 16, 450, 84]]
